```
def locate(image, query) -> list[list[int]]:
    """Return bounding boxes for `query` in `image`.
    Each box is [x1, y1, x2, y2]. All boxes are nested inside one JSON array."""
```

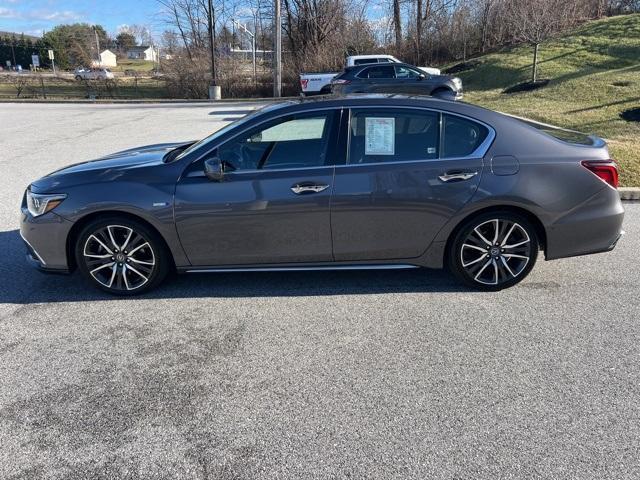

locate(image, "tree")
[[116, 32, 137, 53], [506, 0, 580, 82], [42, 23, 110, 69]]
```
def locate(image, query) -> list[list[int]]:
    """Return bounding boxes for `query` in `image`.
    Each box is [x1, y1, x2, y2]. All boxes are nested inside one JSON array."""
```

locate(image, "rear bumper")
[[545, 186, 624, 260]]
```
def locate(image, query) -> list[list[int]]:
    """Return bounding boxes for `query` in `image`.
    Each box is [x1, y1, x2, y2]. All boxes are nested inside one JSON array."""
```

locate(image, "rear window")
[[516, 117, 596, 146], [442, 114, 489, 158]]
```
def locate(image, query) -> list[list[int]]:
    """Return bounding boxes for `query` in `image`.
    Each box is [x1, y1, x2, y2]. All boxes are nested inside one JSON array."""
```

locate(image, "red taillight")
[[581, 160, 619, 189]]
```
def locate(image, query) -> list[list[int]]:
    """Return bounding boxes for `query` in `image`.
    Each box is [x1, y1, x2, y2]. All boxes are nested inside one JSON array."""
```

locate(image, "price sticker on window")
[[365, 117, 395, 155]]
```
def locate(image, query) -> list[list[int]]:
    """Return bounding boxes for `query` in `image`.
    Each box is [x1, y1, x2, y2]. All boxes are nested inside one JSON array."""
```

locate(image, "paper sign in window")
[[365, 117, 395, 155]]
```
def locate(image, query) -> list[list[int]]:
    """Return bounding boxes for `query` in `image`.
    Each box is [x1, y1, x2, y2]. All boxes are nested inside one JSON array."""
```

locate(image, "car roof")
[[269, 94, 491, 117]]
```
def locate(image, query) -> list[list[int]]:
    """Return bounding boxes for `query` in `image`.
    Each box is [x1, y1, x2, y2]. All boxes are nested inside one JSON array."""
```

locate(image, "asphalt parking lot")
[[0, 102, 639, 479]]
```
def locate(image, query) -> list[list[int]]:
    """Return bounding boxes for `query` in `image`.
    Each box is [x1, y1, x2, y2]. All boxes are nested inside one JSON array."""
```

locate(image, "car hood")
[[30, 141, 193, 192]]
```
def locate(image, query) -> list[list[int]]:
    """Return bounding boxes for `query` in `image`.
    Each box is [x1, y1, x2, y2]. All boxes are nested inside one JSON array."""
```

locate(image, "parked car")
[[330, 63, 463, 100], [74, 67, 114, 81], [300, 55, 441, 95], [20, 95, 624, 295]]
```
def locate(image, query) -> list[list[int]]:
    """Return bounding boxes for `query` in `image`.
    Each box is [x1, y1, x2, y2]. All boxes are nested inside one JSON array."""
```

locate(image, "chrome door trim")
[[438, 171, 478, 182], [291, 183, 330, 194], [184, 264, 419, 273]]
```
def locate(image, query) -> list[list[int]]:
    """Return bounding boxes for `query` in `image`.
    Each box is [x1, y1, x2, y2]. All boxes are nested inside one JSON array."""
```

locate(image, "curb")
[[0, 97, 294, 104], [620, 187, 640, 201]]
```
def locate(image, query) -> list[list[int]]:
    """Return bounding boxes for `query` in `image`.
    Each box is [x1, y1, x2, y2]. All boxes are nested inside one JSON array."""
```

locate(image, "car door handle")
[[438, 171, 478, 182], [291, 183, 330, 194]]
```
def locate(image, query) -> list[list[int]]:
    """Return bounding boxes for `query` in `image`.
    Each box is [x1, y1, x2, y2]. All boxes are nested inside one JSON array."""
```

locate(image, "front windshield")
[[174, 102, 294, 161]]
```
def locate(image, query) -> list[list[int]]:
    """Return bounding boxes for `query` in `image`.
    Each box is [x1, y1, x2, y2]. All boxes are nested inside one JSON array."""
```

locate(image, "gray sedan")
[[20, 95, 624, 294]]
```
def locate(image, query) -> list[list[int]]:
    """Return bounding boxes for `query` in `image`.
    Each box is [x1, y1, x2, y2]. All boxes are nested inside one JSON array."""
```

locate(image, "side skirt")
[[180, 264, 420, 274]]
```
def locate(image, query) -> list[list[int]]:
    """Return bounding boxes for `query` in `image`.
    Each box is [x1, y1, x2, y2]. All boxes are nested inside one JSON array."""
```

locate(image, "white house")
[[126, 46, 158, 62], [92, 49, 117, 67]]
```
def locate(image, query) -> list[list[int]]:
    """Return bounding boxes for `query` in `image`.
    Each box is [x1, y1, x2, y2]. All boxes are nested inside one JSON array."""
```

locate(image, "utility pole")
[[10, 39, 16, 68], [207, 0, 220, 99], [273, 0, 281, 97]]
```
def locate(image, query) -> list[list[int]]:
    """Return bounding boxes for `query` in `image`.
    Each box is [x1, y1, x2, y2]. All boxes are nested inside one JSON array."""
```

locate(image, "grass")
[[109, 59, 157, 73], [0, 74, 167, 99], [455, 14, 640, 186]]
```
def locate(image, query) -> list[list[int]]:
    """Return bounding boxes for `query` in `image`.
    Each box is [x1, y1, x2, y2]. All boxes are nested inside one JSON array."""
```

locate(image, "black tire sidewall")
[[74, 217, 169, 295], [448, 211, 539, 291]]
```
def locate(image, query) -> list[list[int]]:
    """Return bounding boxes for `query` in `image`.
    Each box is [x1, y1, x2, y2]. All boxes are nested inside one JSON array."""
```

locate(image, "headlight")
[[453, 77, 462, 88], [26, 191, 66, 217]]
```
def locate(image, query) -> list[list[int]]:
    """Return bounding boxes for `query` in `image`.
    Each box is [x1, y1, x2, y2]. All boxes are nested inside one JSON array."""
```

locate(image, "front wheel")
[[448, 212, 538, 290], [75, 217, 169, 295]]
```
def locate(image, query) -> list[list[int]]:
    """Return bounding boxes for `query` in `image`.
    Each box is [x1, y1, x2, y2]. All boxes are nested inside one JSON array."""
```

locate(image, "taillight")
[[331, 79, 350, 85], [581, 160, 619, 189]]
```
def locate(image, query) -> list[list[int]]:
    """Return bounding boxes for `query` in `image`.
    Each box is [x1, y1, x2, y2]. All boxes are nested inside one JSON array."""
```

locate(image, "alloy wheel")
[[82, 224, 156, 291], [459, 218, 532, 286]]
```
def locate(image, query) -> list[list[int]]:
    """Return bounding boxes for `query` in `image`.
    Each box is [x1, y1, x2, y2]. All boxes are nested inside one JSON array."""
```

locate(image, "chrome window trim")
[[187, 103, 496, 173], [345, 105, 496, 167]]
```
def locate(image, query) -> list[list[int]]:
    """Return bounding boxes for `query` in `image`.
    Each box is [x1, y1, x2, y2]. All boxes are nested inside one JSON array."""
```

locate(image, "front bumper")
[[20, 207, 74, 273]]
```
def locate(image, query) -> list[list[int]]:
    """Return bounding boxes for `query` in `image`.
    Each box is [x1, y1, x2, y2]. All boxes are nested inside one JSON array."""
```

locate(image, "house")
[[92, 49, 117, 67], [126, 46, 158, 62]]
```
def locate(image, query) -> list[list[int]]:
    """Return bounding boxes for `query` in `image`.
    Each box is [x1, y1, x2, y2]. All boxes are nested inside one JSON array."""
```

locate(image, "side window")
[[218, 113, 334, 171], [442, 114, 489, 158], [395, 66, 422, 79], [362, 65, 396, 79], [348, 109, 439, 164]]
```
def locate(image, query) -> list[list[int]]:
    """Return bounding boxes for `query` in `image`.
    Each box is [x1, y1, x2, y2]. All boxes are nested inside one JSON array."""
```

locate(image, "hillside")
[[456, 14, 640, 186]]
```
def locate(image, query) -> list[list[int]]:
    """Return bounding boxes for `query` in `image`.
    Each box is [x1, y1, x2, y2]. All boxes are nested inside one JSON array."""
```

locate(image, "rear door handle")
[[291, 183, 330, 194], [438, 171, 478, 182]]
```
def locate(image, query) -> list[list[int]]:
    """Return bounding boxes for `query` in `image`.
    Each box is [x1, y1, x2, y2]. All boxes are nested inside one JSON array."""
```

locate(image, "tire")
[[75, 216, 170, 295], [432, 88, 456, 101], [447, 211, 539, 291], [75, 75, 83, 81]]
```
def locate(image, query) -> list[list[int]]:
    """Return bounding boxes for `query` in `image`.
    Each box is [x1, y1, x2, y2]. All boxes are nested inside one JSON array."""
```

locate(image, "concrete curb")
[[620, 187, 640, 201], [0, 97, 293, 104]]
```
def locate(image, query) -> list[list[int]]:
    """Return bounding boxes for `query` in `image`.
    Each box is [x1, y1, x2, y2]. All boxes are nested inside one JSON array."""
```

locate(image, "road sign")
[[31, 54, 40, 67], [48, 49, 54, 60]]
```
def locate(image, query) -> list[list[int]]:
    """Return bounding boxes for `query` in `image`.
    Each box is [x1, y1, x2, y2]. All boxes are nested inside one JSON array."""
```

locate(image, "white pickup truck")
[[299, 55, 441, 96]]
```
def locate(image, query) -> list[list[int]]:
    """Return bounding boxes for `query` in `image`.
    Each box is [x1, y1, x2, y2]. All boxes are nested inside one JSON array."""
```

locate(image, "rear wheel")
[[75, 75, 82, 81], [448, 212, 538, 290], [75, 217, 169, 295]]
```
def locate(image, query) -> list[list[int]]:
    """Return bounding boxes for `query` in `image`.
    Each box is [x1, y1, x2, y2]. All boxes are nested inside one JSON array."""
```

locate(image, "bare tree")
[[506, 0, 580, 82]]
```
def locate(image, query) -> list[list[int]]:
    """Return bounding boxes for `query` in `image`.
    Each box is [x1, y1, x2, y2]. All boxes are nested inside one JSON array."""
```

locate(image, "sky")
[[0, 0, 163, 37]]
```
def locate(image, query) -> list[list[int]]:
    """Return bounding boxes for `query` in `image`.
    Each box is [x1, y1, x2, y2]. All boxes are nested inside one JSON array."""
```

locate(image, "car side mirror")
[[418, 73, 426, 81], [204, 157, 225, 181]]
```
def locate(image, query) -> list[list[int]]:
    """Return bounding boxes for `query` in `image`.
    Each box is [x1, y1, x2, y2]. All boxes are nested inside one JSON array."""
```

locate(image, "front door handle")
[[438, 171, 478, 182], [291, 183, 330, 194]]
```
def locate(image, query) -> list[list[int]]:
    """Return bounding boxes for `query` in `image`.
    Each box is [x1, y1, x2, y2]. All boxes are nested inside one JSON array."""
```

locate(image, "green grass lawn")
[[455, 14, 640, 186], [109, 59, 157, 73], [0, 75, 167, 99]]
